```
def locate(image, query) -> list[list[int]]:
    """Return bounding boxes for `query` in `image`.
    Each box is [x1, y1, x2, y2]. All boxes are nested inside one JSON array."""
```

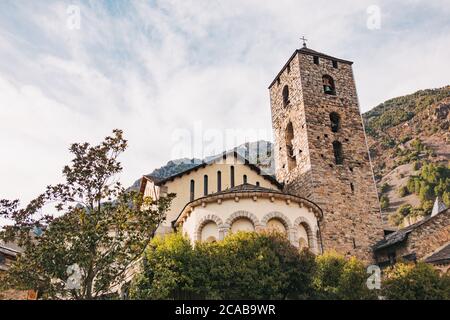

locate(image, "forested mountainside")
[[132, 86, 450, 229]]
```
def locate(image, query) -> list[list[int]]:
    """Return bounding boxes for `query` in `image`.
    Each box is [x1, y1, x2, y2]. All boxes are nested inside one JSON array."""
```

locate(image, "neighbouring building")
[[373, 199, 450, 273]]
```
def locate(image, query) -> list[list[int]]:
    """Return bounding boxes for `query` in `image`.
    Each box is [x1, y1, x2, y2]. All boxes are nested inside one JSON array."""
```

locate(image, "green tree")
[[313, 251, 377, 300], [382, 262, 450, 300], [0, 130, 175, 300], [380, 195, 390, 210]]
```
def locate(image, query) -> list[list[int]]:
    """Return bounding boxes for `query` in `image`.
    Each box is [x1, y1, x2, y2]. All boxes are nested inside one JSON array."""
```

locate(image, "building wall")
[[180, 196, 320, 253], [269, 50, 384, 262], [145, 156, 281, 231], [375, 209, 450, 265]]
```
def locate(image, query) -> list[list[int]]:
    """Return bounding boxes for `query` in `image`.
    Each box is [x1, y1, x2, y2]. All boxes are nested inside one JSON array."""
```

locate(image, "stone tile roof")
[[209, 183, 284, 196], [425, 243, 450, 264]]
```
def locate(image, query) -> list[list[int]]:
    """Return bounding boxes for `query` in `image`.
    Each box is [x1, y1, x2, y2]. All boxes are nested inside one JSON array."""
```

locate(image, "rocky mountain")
[[132, 86, 450, 229]]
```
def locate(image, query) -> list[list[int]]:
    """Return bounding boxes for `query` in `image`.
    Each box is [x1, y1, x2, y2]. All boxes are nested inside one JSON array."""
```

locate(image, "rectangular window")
[[190, 180, 195, 201], [204, 175, 208, 196], [313, 56, 319, 65], [332, 60, 338, 68], [230, 166, 235, 188], [217, 171, 222, 192]]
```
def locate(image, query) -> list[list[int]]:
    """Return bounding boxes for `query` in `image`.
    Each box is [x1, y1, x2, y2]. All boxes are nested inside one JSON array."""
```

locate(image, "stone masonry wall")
[[406, 209, 450, 260]]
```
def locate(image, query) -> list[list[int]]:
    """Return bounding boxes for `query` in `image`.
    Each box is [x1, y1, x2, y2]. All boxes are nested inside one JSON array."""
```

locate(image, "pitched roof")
[[143, 150, 282, 189], [425, 243, 450, 264], [373, 208, 449, 251], [268, 47, 354, 88]]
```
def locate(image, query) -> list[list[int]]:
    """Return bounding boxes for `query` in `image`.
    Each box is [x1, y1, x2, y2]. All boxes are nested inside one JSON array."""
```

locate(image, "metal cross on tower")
[[300, 36, 308, 48]]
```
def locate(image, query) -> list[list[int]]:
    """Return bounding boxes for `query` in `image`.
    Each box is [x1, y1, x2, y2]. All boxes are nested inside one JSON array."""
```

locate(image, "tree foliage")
[[0, 130, 175, 300], [312, 251, 377, 300], [130, 234, 380, 300], [382, 262, 450, 300], [131, 232, 317, 300]]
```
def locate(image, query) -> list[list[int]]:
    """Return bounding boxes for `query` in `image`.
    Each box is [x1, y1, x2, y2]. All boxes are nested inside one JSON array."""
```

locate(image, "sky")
[[0, 0, 450, 211]]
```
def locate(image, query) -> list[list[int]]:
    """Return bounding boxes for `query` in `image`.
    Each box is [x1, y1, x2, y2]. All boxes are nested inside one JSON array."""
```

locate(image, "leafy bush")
[[380, 195, 390, 209], [131, 232, 317, 300], [398, 186, 409, 197], [313, 251, 377, 300], [382, 262, 450, 300]]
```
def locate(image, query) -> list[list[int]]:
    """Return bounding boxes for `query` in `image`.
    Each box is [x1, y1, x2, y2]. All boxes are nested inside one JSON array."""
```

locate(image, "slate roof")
[[425, 244, 450, 264], [374, 216, 434, 251], [209, 183, 284, 197]]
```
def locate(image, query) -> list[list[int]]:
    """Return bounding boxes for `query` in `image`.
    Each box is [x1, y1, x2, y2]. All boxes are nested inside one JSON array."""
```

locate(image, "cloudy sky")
[[0, 0, 449, 209]]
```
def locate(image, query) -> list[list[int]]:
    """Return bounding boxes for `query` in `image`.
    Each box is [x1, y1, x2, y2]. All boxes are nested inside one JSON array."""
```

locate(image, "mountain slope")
[[363, 86, 450, 227]]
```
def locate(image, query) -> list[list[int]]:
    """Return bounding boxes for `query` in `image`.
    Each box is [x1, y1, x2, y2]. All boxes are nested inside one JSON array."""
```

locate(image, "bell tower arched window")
[[330, 112, 340, 133], [282, 85, 290, 106], [285, 122, 296, 170], [333, 141, 344, 165], [322, 75, 336, 95]]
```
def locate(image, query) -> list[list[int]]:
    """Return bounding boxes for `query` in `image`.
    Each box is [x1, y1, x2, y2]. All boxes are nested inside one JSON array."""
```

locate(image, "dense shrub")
[[130, 232, 317, 300], [380, 195, 390, 210], [313, 252, 377, 300], [382, 262, 450, 300]]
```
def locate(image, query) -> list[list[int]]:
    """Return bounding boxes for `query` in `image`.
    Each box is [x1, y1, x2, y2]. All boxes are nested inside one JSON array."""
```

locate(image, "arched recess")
[[261, 212, 292, 230], [322, 75, 336, 95], [329, 112, 340, 133], [293, 217, 319, 253], [194, 214, 224, 242], [333, 141, 344, 165], [225, 211, 261, 235], [285, 122, 296, 171]]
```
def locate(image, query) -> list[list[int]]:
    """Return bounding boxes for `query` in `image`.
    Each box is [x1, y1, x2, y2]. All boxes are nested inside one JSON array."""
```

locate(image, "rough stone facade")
[[269, 47, 384, 262], [374, 209, 450, 268]]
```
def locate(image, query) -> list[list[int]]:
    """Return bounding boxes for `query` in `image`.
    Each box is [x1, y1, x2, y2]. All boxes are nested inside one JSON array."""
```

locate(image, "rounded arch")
[[261, 212, 292, 230], [322, 75, 336, 95], [225, 210, 261, 229], [293, 217, 318, 253], [194, 214, 224, 242]]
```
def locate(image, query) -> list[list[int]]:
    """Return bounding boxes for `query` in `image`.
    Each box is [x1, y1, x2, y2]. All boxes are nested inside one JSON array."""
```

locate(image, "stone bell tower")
[[268, 42, 384, 261]]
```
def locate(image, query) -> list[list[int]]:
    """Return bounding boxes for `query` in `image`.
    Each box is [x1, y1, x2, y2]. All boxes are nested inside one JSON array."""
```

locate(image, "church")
[[139, 44, 449, 265]]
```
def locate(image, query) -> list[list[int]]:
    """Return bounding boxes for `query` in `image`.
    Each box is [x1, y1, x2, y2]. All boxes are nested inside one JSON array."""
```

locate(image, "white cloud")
[[0, 0, 449, 211]]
